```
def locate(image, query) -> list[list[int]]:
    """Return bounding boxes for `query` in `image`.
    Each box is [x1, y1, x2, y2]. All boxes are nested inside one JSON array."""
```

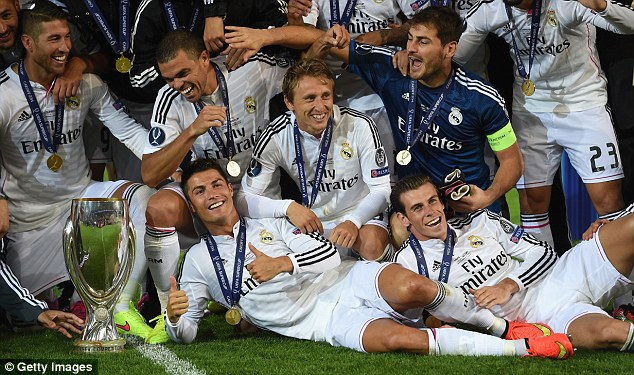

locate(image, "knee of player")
[[585, 320, 630, 349], [400, 273, 437, 305], [146, 190, 185, 226]]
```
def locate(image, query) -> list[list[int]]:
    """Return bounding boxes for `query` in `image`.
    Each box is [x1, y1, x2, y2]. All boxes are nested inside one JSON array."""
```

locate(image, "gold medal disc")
[[396, 149, 412, 166], [226, 160, 241, 177], [225, 307, 242, 325], [521, 79, 535, 96], [47, 153, 63, 172], [115, 55, 132, 73]]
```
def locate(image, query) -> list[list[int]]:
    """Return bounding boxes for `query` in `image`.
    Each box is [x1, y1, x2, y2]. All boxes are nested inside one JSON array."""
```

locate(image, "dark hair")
[[282, 58, 335, 102], [390, 174, 438, 214], [409, 6, 463, 46], [180, 159, 228, 201], [156, 29, 206, 64], [20, 0, 68, 39]]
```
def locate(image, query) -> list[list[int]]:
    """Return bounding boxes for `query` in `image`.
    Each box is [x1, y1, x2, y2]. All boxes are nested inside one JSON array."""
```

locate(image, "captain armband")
[[486, 122, 517, 152]]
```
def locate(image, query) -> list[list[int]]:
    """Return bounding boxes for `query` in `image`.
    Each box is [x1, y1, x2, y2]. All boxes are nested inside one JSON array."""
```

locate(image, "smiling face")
[[406, 23, 455, 88], [185, 167, 237, 229], [22, 19, 70, 83], [397, 182, 448, 242], [159, 49, 216, 103], [284, 74, 334, 139], [0, 0, 19, 51]]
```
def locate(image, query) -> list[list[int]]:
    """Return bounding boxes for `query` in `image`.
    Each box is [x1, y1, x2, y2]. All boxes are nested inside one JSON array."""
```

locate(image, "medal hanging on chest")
[[18, 61, 65, 172], [193, 63, 240, 177], [82, 0, 131, 73], [506, 0, 542, 97], [204, 218, 247, 325]]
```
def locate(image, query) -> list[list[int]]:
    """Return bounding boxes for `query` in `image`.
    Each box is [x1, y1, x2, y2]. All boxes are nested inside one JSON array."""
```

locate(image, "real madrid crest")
[[66, 96, 80, 109], [259, 229, 274, 244], [245, 96, 256, 113], [448, 107, 462, 126], [469, 235, 484, 248], [340, 142, 353, 160], [547, 10, 558, 27]]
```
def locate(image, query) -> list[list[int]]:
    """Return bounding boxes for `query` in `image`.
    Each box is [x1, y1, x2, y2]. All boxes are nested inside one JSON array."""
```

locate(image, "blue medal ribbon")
[[505, 0, 541, 81], [82, 0, 130, 55], [163, 1, 201, 33], [18, 60, 64, 156], [193, 63, 235, 160], [409, 225, 455, 283], [204, 217, 247, 309], [404, 71, 455, 151], [330, 0, 358, 27], [292, 118, 334, 208]]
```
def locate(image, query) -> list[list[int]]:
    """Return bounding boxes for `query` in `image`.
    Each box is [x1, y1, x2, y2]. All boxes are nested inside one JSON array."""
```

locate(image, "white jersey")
[[304, 0, 416, 109], [240, 105, 391, 227], [456, 0, 634, 113], [145, 54, 288, 185], [0, 67, 148, 232], [393, 209, 558, 318], [165, 216, 350, 344]]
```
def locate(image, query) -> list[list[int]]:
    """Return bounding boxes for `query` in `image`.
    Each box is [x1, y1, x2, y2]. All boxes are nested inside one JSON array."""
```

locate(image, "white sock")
[[621, 323, 634, 352], [115, 184, 152, 313], [424, 282, 501, 331], [521, 212, 554, 248], [427, 328, 522, 356], [144, 226, 180, 311]]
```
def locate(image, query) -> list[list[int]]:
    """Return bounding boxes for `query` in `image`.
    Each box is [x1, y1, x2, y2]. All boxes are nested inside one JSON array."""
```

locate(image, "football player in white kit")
[[454, 0, 634, 248], [165, 158, 573, 359], [239, 58, 392, 261], [391, 173, 634, 352], [0, 1, 154, 339], [141, 28, 320, 342]]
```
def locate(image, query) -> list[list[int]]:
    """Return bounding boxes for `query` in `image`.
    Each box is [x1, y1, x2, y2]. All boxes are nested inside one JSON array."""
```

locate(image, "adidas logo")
[[432, 260, 441, 272], [17, 111, 32, 122]]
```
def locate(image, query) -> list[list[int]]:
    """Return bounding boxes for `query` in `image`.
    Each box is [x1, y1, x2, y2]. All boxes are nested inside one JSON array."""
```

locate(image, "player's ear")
[[444, 41, 457, 60], [228, 181, 234, 197], [284, 95, 294, 111], [21, 35, 33, 52], [199, 49, 209, 65], [395, 211, 411, 228]]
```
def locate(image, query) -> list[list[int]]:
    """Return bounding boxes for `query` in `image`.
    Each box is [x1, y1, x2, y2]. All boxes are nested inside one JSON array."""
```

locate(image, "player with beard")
[[165, 158, 572, 360], [391, 173, 634, 352], [0, 0, 153, 340]]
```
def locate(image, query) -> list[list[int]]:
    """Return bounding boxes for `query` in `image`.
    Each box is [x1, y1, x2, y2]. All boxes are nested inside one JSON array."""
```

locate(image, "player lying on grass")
[[165, 159, 572, 359], [391, 173, 634, 352]]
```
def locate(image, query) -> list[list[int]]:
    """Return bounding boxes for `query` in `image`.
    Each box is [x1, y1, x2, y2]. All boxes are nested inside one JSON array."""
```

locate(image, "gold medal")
[[226, 160, 241, 177], [396, 149, 411, 166], [47, 153, 63, 172], [225, 307, 242, 325], [115, 54, 132, 73], [521, 78, 535, 96]]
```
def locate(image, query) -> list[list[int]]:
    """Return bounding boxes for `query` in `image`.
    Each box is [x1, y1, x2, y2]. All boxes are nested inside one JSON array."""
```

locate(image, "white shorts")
[[5, 180, 130, 295], [518, 226, 633, 333], [326, 262, 409, 352], [514, 106, 624, 188]]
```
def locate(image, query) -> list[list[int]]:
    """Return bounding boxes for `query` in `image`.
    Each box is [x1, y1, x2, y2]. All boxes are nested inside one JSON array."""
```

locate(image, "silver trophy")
[[63, 198, 135, 352]]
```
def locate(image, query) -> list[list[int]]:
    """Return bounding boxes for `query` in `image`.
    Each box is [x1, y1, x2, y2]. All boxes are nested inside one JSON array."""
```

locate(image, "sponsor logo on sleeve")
[[410, 0, 429, 11], [247, 158, 262, 177], [510, 227, 524, 243], [375, 147, 386, 167], [371, 166, 390, 178], [112, 98, 125, 111], [500, 218, 515, 234]]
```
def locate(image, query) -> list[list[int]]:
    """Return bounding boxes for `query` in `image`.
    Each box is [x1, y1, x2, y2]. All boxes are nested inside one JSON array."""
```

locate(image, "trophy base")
[[75, 338, 126, 353]]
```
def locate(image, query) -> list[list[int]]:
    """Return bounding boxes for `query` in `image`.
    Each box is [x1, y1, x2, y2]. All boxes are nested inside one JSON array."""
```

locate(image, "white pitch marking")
[[127, 336, 206, 375]]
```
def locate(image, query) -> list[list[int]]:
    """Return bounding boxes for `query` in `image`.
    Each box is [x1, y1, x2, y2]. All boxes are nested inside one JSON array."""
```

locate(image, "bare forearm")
[[141, 128, 198, 187]]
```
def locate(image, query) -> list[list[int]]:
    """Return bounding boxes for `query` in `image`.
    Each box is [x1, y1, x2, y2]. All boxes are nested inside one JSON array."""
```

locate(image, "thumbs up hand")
[[167, 275, 189, 324], [245, 243, 293, 283]]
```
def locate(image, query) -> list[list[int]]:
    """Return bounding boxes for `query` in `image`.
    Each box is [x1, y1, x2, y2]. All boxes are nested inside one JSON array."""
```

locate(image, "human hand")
[[329, 220, 358, 248], [204, 16, 226, 53], [469, 279, 518, 309], [190, 105, 226, 136], [37, 310, 84, 339], [447, 185, 492, 213], [167, 275, 188, 324], [287, 0, 312, 23], [391, 49, 409, 76], [582, 218, 608, 241], [53, 56, 86, 105], [286, 202, 324, 234], [246, 243, 292, 282]]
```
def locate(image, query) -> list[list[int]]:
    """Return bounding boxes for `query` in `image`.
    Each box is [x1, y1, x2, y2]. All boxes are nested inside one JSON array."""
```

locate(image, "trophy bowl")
[[63, 198, 135, 352]]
